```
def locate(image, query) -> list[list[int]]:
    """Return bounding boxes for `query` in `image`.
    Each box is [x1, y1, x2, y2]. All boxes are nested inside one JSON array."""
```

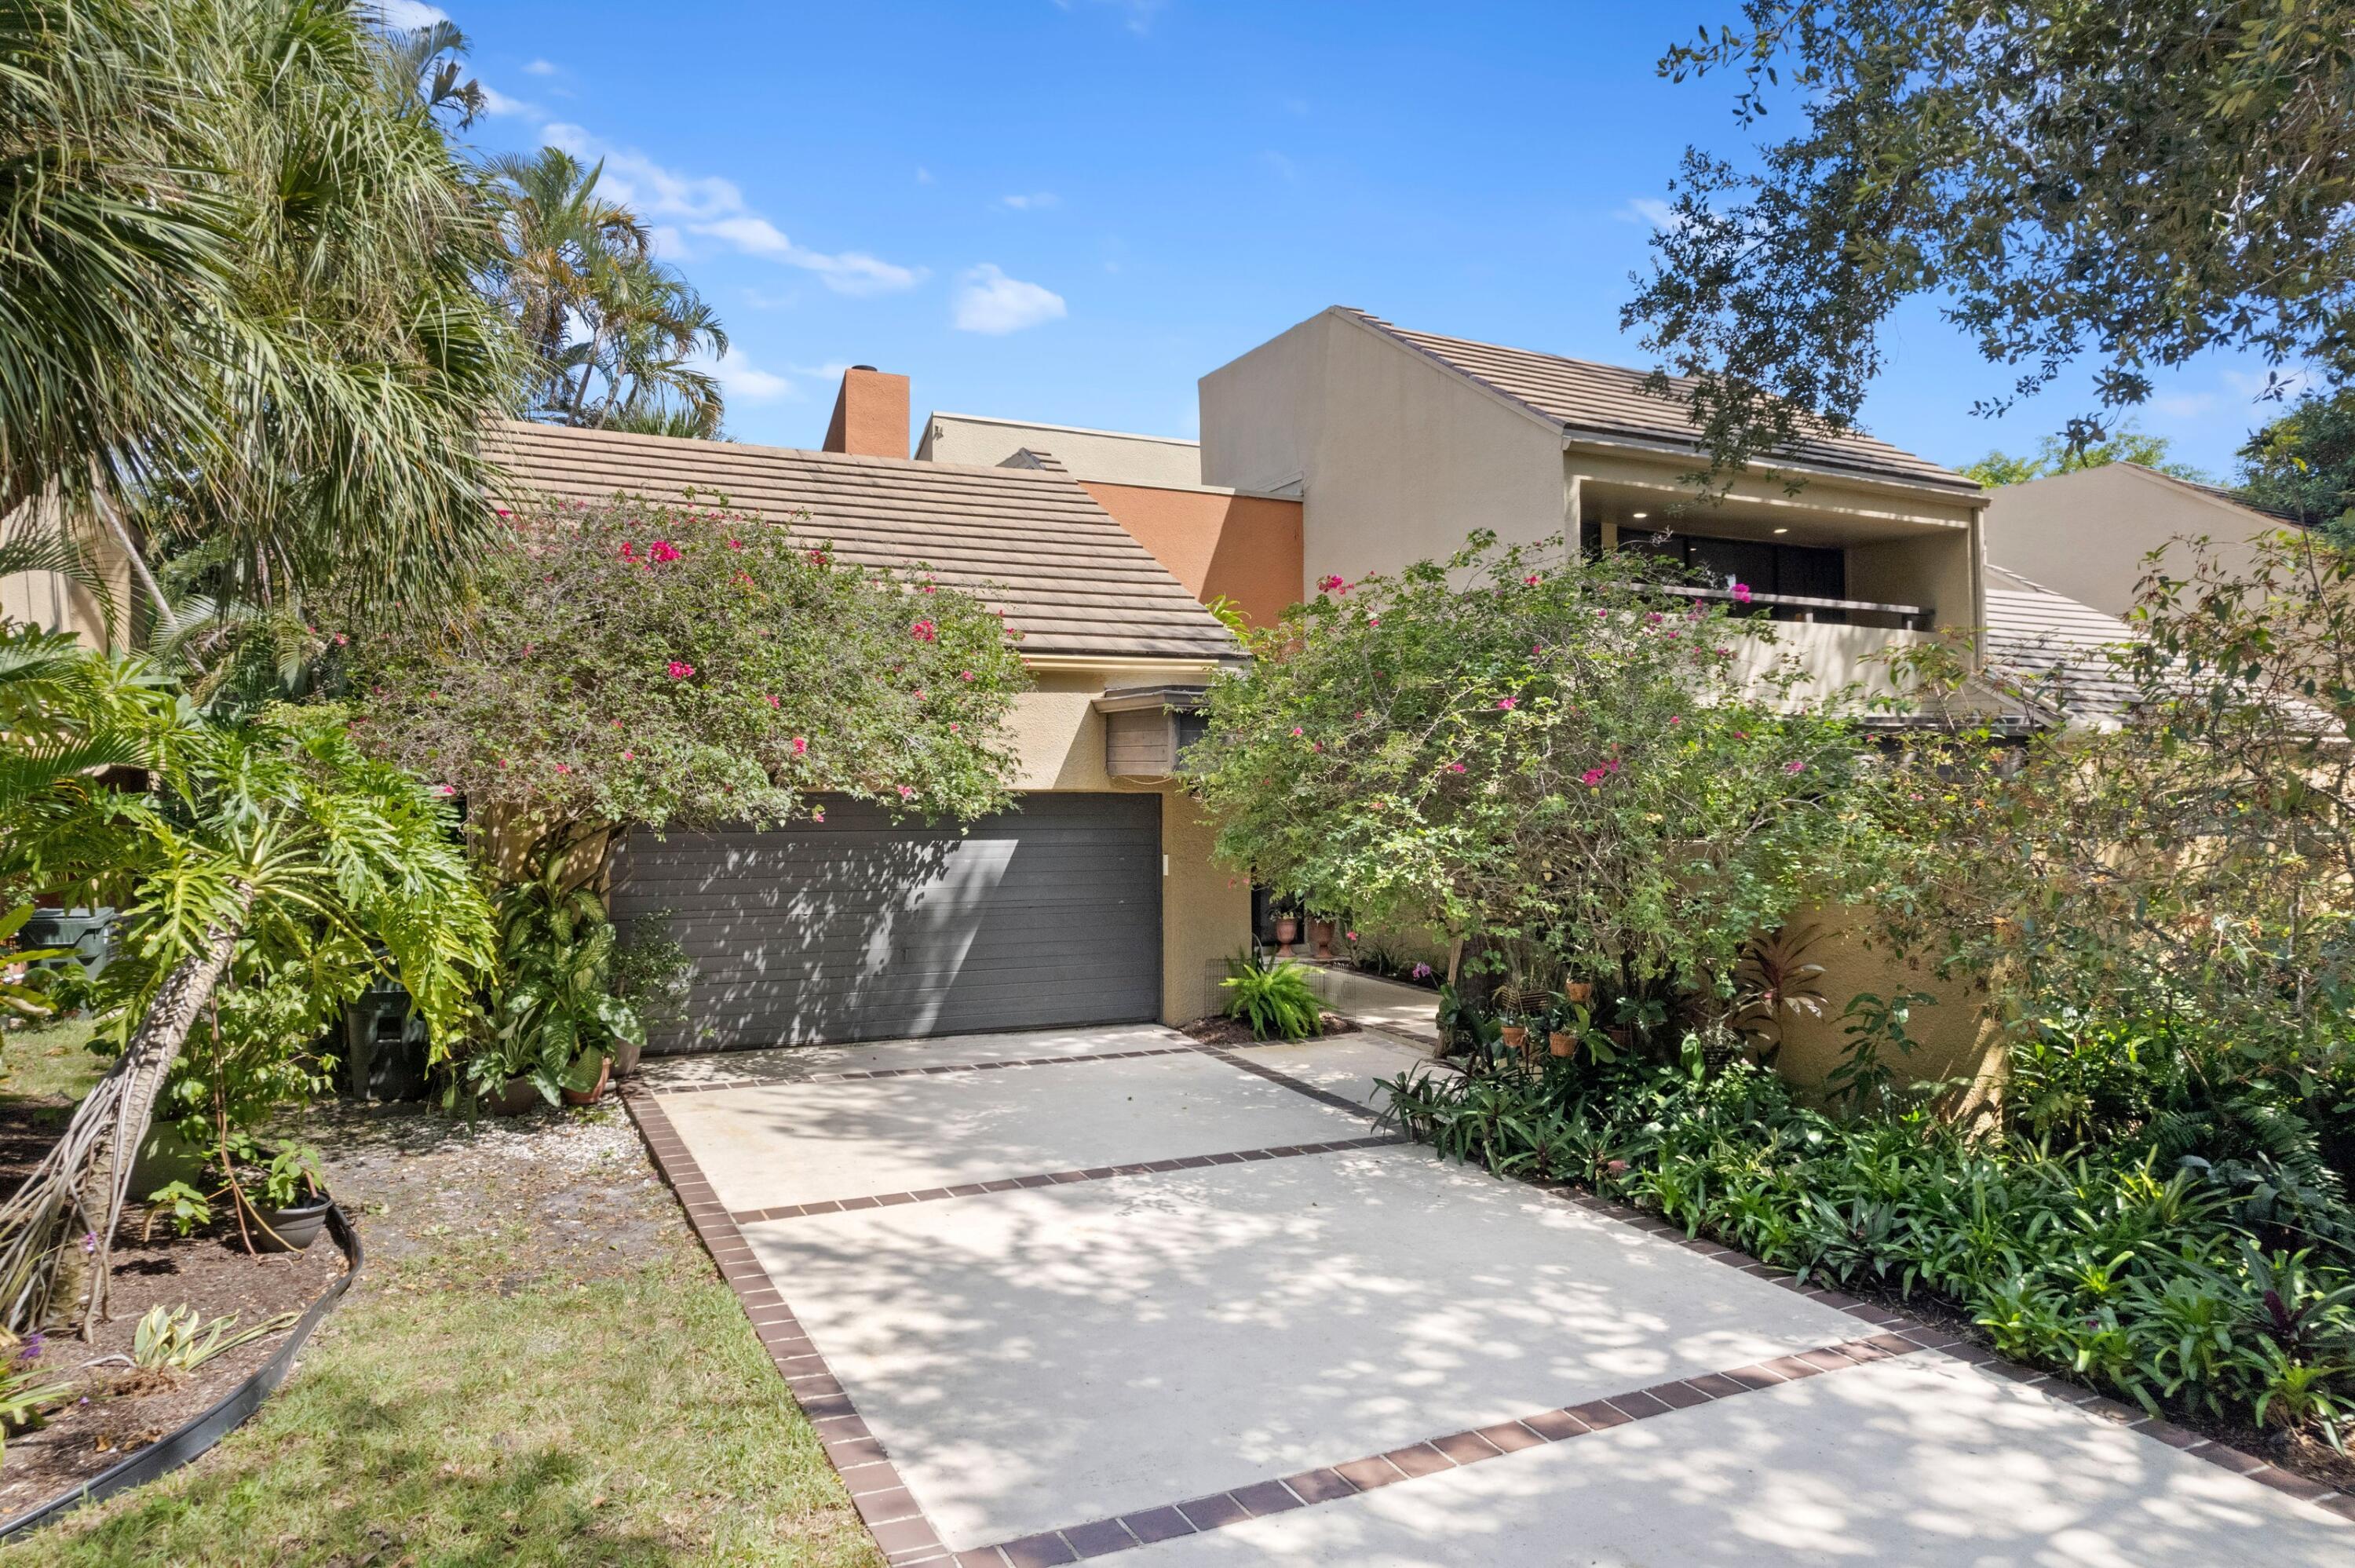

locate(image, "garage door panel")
[[611, 793, 1161, 1050]]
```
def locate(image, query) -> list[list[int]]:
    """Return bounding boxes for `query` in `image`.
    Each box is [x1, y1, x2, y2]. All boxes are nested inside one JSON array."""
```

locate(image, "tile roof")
[[484, 419, 1242, 664], [1341, 310, 1977, 494], [1981, 566, 2141, 724]]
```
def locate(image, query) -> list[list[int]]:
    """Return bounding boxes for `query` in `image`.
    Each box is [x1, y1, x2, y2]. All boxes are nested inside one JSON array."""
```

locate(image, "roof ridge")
[[486, 417, 1087, 485]]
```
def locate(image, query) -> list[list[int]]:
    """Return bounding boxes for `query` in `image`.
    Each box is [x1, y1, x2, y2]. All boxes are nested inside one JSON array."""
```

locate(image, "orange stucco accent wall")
[[1079, 481, 1304, 628]]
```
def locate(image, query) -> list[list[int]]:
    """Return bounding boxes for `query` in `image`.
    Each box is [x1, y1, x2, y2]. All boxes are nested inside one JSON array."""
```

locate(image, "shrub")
[[1221, 953, 1324, 1041], [1378, 1052, 2355, 1449]]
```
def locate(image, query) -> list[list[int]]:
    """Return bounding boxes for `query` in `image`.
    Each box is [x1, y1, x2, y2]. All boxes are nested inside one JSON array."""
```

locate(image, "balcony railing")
[[1655, 582, 1932, 632]]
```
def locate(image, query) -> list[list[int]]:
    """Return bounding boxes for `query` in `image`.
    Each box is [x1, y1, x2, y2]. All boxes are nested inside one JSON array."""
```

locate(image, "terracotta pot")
[[1605, 1025, 1632, 1052], [1308, 917, 1336, 961], [1273, 917, 1298, 957], [1564, 983, 1594, 1005], [563, 1056, 612, 1107], [1548, 1030, 1577, 1058], [1499, 1025, 1529, 1056], [491, 1076, 541, 1117]]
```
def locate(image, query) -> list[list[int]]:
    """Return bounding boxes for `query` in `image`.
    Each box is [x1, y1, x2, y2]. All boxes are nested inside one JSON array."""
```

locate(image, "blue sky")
[[412, 0, 2298, 480]]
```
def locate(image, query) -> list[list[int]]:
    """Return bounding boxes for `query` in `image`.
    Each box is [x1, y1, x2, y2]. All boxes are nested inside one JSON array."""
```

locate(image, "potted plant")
[[1498, 1008, 1531, 1059], [1272, 911, 1300, 957], [240, 1144, 331, 1253], [563, 1048, 611, 1107], [475, 852, 648, 1112], [1546, 997, 1587, 1059], [1307, 914, 1337, 961]]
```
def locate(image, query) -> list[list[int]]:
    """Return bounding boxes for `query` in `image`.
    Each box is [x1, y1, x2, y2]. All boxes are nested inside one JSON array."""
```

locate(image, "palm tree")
[[0, 0, 524, 616], [480, 145, 730, 436]]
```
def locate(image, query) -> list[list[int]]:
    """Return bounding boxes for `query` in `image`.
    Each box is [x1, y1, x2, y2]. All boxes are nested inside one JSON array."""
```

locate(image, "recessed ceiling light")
[[1773, 527, 1789, 534], [1630, 511, 1648, 520]]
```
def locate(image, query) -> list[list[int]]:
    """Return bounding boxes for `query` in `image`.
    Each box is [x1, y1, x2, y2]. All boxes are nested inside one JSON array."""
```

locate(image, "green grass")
[[0, 1017, 107, 1107], [9, 1251, 884, 1566]]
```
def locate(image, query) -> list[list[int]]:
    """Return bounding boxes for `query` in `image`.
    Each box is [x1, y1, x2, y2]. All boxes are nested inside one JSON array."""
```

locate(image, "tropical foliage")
[[1623, 2, 2355, 480], [346, 494, 1029, 868], [474, 851, 644, 1105], [480, 147, 730, 437], [1220, 953, 1324, 1041], [1958, 425, 2210, 490], [1382, 1048, 2355, 1450], [1182, 532, 1879, 1018], [2239, 387, 2355, 537], [0, 671, 495, 1331], [0, 0, 520, 615]]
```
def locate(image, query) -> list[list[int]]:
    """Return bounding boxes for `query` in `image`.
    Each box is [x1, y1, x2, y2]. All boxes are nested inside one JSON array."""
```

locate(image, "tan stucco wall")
[[1728, 622, 1938, 707], [1770, 905, 2005, 1110], [1982, 465, 2287, 619], [1079, 481, 1304, 627], [0, 502, 133, 650], [1010, 662, 1251, 1024], [1199, 311, 1571, 591]]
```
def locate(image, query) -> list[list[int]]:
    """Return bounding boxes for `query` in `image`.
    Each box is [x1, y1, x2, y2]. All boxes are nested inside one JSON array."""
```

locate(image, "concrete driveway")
[[626, 1025, 2355, 1566]]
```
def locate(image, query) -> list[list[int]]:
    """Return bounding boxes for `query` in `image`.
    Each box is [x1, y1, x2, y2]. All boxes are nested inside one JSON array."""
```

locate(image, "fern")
[[1221, 952, 1324, 1041]]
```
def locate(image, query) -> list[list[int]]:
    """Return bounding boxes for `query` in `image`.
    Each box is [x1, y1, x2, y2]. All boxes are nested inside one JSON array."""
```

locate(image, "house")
[[915, 409, 1302, 628], [1196, 307, 1991, 706], [484, 366, 1252, 1052], [1980, 461, 2304, 621]]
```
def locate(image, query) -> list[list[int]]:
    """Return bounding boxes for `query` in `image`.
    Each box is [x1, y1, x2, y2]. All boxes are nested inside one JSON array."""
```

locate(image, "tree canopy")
[[1623, 2, 2355, 483], [1, 0, 521, 611], [1959, 425, 2211, 490], [2238, 388, 2355, 536]]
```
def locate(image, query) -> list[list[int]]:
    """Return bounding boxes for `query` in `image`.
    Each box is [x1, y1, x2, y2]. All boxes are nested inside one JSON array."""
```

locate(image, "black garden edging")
[[0, 1202, 365, 1541]]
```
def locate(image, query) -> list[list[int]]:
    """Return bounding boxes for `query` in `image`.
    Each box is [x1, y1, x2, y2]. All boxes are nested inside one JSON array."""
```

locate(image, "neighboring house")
[[1196, 308, 1992, 706], [1981, 462, 2304, 621], [1, 498, 134, 651], [1980, 564, 2144, 730], [916, 410, 1303, 629], [485, 366, 1250, 1052]]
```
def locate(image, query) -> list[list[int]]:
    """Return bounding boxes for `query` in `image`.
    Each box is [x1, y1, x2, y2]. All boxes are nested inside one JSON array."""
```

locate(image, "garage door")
[[609, 792, 1162, 1052]]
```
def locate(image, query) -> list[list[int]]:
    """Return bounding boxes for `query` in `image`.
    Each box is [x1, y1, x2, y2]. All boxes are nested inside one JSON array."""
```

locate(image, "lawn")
[[0, 1052, 881, 1568]]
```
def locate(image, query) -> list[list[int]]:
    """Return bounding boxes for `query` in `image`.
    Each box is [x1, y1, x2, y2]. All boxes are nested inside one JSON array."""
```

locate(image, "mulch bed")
[[0, 1091, 349, 1522], [1177, 1013, 1361, 1048]]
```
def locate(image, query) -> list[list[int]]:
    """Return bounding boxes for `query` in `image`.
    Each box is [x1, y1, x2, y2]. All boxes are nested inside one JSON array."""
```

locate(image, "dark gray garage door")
[[609, 792, 1162, 1051]]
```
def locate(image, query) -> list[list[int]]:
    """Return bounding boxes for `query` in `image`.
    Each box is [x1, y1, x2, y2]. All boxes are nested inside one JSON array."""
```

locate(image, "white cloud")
[[542, 125, 923, 297], [522, 58, 560, 76], [645, 224, 694, 261], [1619, 196, 1684, 230], [953, 264, 1066, 334], [1053, 0, 1166, 34], [688, 348, 792, 403], [477, 83, 539, 118], [374, 0, 448, 27], [999, 192, 1060, 210]]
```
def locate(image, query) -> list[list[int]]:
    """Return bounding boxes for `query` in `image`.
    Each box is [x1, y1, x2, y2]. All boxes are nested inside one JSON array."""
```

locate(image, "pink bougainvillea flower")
[[621, 750, 635, 761], [1311, 742, 1323, 752], [1668, 715, 1681, 726], [1784, 759, 1807, 774], [790, 735, 808, 755], [1734, 730, 1748, 740], [1645, 611, 1664, 625], [1532, 642, 1544, 655], [1731, 582, 1753, 603], [648, 540, 682, 564], [1317, 574, 1347, 594], [948, 722, 962, 733], [666, 660, 696, 680], [1581, 768, 1608, 786], [812, 807, 826, 822], [1523, 573, 1541, 586], [808, 549, 829, 566], [912, 689, 925, 701], [619, 542, 637, 562], [494, 508, 512, 519], [1496, 697, 1517, 710], [1367, 614, 1380, 626], [726, 538, 743, 551], [910, 618, 939, 643], [896, 783, 915, 800], [1345, 929, 1359, 942], [1448, 761, 1467, 775], [612, 718, 624, 728], [764, 694, 781, 709], [555, 763, 571, 775], [1290, 726, 1304, 737], [436, 783, 456, 796], [960, 669, 976, 682]]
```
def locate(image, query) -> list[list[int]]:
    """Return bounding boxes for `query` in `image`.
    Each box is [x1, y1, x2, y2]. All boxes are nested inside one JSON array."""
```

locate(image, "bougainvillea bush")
[[349, 494, 1030, 856], [1180, 531, 1883, 1007]]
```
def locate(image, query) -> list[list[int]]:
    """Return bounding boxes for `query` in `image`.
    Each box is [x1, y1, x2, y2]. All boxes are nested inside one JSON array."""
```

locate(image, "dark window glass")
[[1775, 545, 1846, 600], [1688, 536, 1776, 593]]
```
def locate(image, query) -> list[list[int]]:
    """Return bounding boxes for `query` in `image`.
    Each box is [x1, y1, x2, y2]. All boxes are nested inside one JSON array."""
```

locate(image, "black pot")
[[250, 1193, 332, 1253]]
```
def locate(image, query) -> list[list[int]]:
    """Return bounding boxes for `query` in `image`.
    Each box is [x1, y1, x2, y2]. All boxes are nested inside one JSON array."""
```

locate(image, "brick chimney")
[[822, 366, 910, 460]]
